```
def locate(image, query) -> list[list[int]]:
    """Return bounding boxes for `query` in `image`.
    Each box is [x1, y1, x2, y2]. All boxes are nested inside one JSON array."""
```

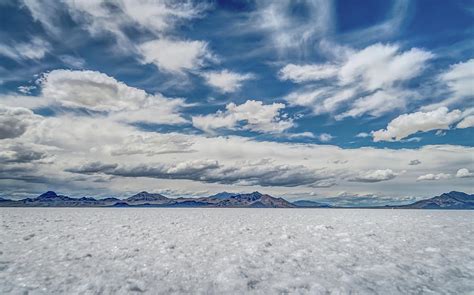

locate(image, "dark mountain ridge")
[[0, 190, 472, 209]]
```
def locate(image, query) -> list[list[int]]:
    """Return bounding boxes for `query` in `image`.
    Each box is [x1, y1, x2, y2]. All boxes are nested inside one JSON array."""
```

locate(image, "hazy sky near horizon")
[[0, 0, 473, 204]]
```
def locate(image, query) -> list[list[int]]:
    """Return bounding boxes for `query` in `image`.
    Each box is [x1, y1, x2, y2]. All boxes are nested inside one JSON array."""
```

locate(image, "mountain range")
[[0, 191, 472, 209]]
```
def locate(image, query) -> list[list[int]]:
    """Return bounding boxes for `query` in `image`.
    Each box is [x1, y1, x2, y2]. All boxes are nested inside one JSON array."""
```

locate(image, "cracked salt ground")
[[0, 208, 473, 294]]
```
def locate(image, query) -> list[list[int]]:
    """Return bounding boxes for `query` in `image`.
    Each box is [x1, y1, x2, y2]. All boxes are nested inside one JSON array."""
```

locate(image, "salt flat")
[[1, 208, 473, 294]]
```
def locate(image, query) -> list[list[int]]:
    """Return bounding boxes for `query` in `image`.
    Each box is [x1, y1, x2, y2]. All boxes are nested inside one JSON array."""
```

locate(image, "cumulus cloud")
[[0, 106, 41, 139], [0, 37, 49, 61], [202, 70, 254, 93], [284, 43, 433, 118], [372, 107, 464, 142], [349, 169, 398, 183], [317, 133, 333, 142], [417, 173, 451, 181], [456, 168, 474, 178], [138, 39, 213, 73], [192, 100, 294, 134], [39, 69, 187, 124]]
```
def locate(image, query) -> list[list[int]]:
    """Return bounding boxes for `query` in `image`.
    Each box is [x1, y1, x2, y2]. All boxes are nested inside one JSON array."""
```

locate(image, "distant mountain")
[[0, 191, 296, 208], [125, 191, 169, 205], [0, 191, 119, 207], [0, 190, 472, 209], [292, 200, 331, 208], [398, 191, 474, 209], [215, 192, 296, 208], [208, 192, 237, 199]]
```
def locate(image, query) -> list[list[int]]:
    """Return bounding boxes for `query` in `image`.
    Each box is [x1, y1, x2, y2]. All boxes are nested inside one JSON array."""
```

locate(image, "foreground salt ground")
[[1, 209, 473, 294]]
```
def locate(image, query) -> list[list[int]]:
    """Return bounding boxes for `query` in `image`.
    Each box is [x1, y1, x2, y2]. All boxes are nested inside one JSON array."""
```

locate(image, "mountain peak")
[[38, 191, 58, 199], [126, 191, 168, 203]]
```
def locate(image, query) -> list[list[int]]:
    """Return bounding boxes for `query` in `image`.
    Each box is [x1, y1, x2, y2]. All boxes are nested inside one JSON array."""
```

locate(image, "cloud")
[[278, 64, 338, 83], [417, 173, 451, 181], [59, 55, 86, 68], [339, 44, 433, 91], [0, 37, 49, 61], [252, 0, 333, 55], [0, 106, 40, 139], [202, 70, 254, 93], [192, 100, 294, 134], [285, 132, 316, 139], [0, 143, 48, 164], [67, 159, 335, 188], [356, 132, 369, 138], [409, 160, 421, 166], [317, 133, 333, 142], [39, 69, 187, 124], [456, 168, 474, 178], [138, 39, 214, 73], [349, 169, 398, 183], [65, 162, 118, 174], [284, 43, 433, 118], [456, 116, 474, 129], [428, 59, 474, 109], [109, 133, 195, 156], [61, 0, 207, 50], [336, 89, 408, 119], [372, 107, 464, 142]]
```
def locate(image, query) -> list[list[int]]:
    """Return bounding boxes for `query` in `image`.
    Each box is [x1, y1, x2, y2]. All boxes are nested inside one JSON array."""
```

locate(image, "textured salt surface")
[[1, 208, 473, 294]]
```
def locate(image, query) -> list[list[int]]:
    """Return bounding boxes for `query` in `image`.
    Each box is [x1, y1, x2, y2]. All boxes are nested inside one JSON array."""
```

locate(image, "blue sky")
[[0, 0, 473, 204]]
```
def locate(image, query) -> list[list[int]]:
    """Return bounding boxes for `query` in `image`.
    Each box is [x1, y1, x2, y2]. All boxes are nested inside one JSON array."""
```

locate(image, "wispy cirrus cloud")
[[202, 70, 255, 93], [283, 43, 434, 119]]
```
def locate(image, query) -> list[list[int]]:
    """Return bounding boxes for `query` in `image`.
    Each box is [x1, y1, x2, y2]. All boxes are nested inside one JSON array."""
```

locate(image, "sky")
[[0, 0, 473, 205]]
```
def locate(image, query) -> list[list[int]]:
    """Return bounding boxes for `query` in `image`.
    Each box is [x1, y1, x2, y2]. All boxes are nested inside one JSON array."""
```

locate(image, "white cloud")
[[456, 116, 474, 129], [192, 100, 294, 134], [349, 169, 398, 183], [440, 59, 474, 98], [337, 89, 408, 119], [339, 44, 433, 91], [0, 106, 41, 139], [317, 133, 333, 142], [138, 39, 213, 73], [284, 43, 433, 118], [252, 0, 333, 54], [62, 0, 206, 50], [39, 69, 187, 124], [421, 59, 474, 110], [372, 107, 464, 142], [202, 70, 254, 93], [119, 0, 206, 33], [285, 132, 316, 139], [417, 173, 451, 181], [456, 168, 474, 178], [0, 37, 49, 61], [356, 132, 370, 138], [278, 63, 338, 83]]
